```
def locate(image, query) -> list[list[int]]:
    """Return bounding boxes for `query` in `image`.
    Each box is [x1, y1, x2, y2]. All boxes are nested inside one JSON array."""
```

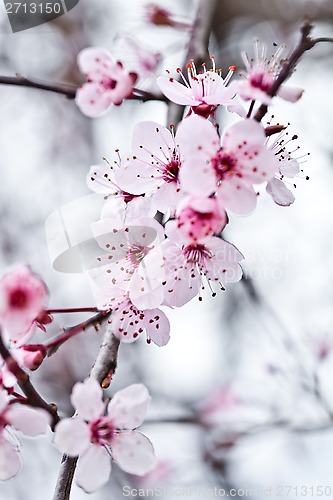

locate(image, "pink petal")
[[6, 406, 50, 436], [144, 309, 170, 346], [177, 115, 219, 160], [108, 384, 150, 429], [75, 84, 112, 117], [279, 158, 299, 178], [115, 160, 160, 195], [277, 84, 303, 103], [131, 121, 174, 162], [0, 439, 21, 481], [76, 445, 111, 493], [222, 119, 266, 152], [53, 418, 91, 456], [86, 164, 118, 194], [217, 178, 257, 215], [111, 431, 157, 475], [151, 182, 181, 214], [71, 378, 105, 421], [157, 77, 199, 105], [266, 178, 295, 206], [77, 48, 114, 75], [204, 238, 243, 283], [0, 389, 9, 412], [180, 160, 216, 197]]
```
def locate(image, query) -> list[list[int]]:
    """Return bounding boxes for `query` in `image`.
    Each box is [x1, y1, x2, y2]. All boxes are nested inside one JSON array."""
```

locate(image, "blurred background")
[[1, 0, 333, 498]]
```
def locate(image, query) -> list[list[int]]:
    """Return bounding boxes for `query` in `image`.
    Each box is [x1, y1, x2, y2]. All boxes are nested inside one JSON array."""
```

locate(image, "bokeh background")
[[0, 0, 333, 498]]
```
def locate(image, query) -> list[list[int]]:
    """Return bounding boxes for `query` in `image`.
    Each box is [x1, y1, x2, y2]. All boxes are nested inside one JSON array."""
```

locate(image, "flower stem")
[[46, 307, 98, 314]]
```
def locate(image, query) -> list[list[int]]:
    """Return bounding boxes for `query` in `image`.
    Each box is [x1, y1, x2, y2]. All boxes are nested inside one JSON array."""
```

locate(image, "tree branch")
[[52, 325, 120, 500], [0, 333, 60, 429]]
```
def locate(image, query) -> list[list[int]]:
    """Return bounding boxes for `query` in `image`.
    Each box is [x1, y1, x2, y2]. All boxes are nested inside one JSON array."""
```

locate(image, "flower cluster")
[[85, 50, 304, 346]]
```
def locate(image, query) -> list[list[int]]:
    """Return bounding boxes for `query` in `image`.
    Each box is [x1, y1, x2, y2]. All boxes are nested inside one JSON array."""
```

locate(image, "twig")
[[46, 307, 98, 314], [0, 75, 166, 102], [167, 0, 218, 126], [254, 20, 333, 123], [52, 325, 120, 500], [45, 310, 111, 356], [0, 333, 60, 429]]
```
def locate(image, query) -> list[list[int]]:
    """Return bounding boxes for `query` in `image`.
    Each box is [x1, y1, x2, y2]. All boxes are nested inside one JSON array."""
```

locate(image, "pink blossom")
[[266, 131, 301, 206], [147, 221, 243, 307], [89, 217, 165, 310], [0, 388, 50, 481], [176, 196, 227, 242], [157, 58, 236, 118], [114, 35, 162, 77], [76, 48, 137, 117], [53, 379, 157, 493], [229, 41, 303, 105], [14, 344, 46, 371], [199, 386, 240, 428], [0, 266, 48, 346], [115, 121, 183, 213], [177, 115, 280, 214], [94, 291, 170, 346]]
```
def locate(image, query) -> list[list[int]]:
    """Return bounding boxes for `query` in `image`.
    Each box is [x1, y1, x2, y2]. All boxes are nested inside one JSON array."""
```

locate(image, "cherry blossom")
[[76, 48, 137, 117], [115, 121, 184, 213], [157, 58, 236, 118], [229, 41, 303, 105], [94, 291, 170, 346], [266, 131, 301, 206], [89, 217, 165, 310], [0, 388, 50, 481], [53, 379, 157, 493], [0, 266, 48, 347], [175, 196, 227, 242], [145, 220, 243, 307], [177, 115, 280, 214]]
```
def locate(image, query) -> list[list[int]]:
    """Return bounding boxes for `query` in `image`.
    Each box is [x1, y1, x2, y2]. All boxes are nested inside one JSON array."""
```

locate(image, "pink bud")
[[16, 344, 46, 371]]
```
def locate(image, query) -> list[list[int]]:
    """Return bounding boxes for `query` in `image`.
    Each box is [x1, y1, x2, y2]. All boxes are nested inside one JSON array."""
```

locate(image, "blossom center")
[[212, 151, 238, 182], [9, 289, 28, 309], [101, 77, 117, 91], [90, 417, 114, 445], [163, 158, 180, 183], [183, 244, 212, 264], [127, 244, 149, 266], [249, 69, 273, 92]]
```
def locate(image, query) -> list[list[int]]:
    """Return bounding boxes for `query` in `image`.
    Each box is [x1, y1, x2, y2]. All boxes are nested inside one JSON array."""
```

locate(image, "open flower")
[[76, 48, 137, 117], [54, 379, 157, 493], [177, 115, 280, 214], [0, 265, 48, 346], [157, 58, 236, 118], [0, 388, 50, 481], [115, 121, 184, 214], [229, 40, 303, 105]]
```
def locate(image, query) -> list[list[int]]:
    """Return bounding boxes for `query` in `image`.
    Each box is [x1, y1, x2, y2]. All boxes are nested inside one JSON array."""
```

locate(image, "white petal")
[[108, 384, 150, 429], [277, 84, 303, 103], [177, 115, 219, 160], [144, 309, 170, 346], [111, 431, 157, 475], [0, 389, 9, 412], [76, 445, 111, 493], [6, 406, 50, 436], [53, 418, 91, 456], [217, 178, 257, 215], [75, 84, 111, 118], [157, 77, 199, 105], [0, 439, 22, 480], [71, 378, 105, 421], [266, 178, 295, 206]]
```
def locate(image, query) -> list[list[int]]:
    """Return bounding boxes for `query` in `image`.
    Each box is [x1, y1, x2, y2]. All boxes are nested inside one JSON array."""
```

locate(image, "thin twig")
[[46, 307, 98, 314], [0, 75, 166, 102], [0, 333, 60, 428], [45, 310, 111, 356]]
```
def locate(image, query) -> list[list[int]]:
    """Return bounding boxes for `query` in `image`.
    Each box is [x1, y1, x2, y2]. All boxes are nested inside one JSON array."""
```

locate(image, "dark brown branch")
[[0, 75, 166, 103], [0, 333, 60, 429], [254, 20, 333, 123]]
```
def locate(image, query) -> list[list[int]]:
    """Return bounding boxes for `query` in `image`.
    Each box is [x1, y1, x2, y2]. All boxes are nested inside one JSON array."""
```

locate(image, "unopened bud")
[[16, 344, 46, 371]]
